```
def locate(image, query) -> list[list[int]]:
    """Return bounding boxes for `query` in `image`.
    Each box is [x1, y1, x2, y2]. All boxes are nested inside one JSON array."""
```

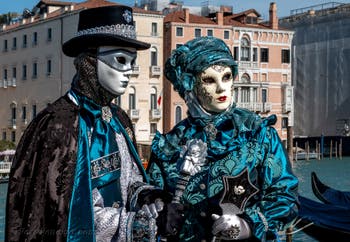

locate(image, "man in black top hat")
[[6, 5, 183, 242]]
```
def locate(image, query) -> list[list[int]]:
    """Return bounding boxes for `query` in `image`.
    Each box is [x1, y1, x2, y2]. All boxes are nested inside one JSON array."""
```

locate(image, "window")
[[47, 28, 52, 41], [175, 106, 182, 124], [282, 74, 288, 82], [23, 34, 27, 48], [151, 47, 157, 66], [240, 37, 250, 61], [22, 106, 26, 121], [47, 59, 52, 76], [3, 69, 7, 81], [281, 49, 290, 63], [32, 104, 37, 119], [207, 29, 213, 36], [240, 87, 250, 102], [233, 47, 238, 61], [151, 22, 157, 36], [3, 39, 8, 52], [176, 27, 183, 37], [150, 123, 157, 135], [260, 48, 269, 62], [246, 16, 257, 24], [241, 73, 250, 83], [224, 30, 230, 39], [262, 89, 267, 103], [12, 67, 16, 79], [12, 37, 17, 50], [33, 32, 38, 45], [261, 73, 267, 82], [150, 87, 157, 110], [11, 106, 16, 121], [195, 28, 201, 38], [11, 131, 16, 143], [22, 64, 27, 80], [32, 62, 38, 78], [2, 131, 6, 141], [282, 117, 288, 129], [129, 87, 136, 110], [253, 48, 258, 62]]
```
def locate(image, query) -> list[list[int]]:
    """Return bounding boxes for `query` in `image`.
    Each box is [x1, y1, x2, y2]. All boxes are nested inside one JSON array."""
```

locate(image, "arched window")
[[150, 87, 157, 110], [241, 73, 251, 83], [175, 106, 182, 124], [129, 86, 136, 110], [150, 47, 158, 66], [240, 37, 250, 61]]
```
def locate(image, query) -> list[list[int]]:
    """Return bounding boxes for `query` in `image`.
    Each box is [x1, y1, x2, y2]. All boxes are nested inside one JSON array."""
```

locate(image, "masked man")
[[6, 6, 183, 242]]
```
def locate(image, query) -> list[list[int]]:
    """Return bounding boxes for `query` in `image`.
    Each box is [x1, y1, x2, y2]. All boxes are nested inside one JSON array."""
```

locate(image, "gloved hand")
[[212, 214, 252, 240], [156, 202, 186, 237]]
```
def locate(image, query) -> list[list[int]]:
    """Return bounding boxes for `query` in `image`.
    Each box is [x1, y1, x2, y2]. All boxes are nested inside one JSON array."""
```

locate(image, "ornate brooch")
[[204, 123, 218, 141], [101, 106, 112, 123]]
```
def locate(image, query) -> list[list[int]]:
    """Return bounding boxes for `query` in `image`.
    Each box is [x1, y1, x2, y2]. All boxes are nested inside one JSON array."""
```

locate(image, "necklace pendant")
[[101, 106, 112, 123], [204, 123, 217, 141]]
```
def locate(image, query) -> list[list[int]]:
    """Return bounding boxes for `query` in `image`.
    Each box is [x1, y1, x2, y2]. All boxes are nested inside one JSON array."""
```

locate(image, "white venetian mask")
[[97, 46, 137, 96], [194, 65, 233, 113]]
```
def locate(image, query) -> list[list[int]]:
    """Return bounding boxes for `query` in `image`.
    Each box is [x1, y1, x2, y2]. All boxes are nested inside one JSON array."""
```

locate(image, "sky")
[[1, 0, 350, 19]]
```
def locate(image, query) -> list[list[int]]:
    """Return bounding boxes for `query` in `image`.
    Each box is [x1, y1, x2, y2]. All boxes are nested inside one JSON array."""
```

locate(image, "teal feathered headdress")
[[164, 36, 238, 99]]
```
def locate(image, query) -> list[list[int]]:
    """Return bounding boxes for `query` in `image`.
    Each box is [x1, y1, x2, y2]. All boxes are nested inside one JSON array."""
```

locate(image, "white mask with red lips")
[[194, 65, 234, 114]]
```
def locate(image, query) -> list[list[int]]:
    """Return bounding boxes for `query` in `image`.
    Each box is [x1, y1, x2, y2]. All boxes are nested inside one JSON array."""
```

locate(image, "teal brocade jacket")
[[147, 107, 299, 241]]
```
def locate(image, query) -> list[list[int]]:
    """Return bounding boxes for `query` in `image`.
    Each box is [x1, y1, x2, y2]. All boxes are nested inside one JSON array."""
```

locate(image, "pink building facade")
[[163, 3, 294, 143]]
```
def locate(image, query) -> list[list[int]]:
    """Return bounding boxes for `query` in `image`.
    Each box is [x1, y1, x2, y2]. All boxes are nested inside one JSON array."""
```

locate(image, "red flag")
[[157, 89, 163, 106]]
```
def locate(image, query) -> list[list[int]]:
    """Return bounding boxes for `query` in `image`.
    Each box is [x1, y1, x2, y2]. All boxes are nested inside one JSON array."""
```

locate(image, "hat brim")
[[62, 33, 151, 57]]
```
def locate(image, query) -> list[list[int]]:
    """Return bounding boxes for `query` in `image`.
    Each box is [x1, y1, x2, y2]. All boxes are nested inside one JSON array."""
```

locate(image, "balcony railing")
[[150, 109, 161, 120], [10, 78, 16, 87], [128, 109, 140, 120], [282, 103, 292, 113], [236, 102, 272, 113], [8, 119, 16, 129], [238, 61, 259, 68], [150, 66, 161, 76]]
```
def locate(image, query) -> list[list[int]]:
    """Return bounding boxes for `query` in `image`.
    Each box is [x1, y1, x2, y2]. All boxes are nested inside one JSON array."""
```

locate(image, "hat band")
[[75, 24, 136, 39]]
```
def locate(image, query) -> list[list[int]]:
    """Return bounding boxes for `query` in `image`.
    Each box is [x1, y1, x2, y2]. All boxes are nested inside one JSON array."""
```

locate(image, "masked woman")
[[147, 37, 299, 241]]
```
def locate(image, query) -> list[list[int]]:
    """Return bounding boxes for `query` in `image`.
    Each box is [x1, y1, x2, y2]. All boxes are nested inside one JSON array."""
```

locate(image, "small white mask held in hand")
[[97, 46, 137, 96], [194, 65, 234, 113]]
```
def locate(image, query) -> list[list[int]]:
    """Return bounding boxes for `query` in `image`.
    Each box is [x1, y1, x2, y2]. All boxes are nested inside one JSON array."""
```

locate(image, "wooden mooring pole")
[[330, 140, 333, 159]]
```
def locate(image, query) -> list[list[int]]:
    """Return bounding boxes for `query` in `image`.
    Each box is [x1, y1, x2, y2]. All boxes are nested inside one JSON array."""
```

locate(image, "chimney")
[[184, 8, 189, 23], [216, 11, 223, 25], [269, 2, 278, 30]]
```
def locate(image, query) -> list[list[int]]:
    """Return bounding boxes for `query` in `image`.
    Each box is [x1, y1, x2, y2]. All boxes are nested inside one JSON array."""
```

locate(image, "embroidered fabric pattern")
[[75, 24, 136, 39], [91, 151, 121, 179], [257, 210, 269, 232], [92, 188, 121, 241]]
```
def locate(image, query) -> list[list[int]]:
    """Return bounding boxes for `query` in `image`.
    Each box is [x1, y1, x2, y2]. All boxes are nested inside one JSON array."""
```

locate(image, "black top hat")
[[62, 5, 150, 57]]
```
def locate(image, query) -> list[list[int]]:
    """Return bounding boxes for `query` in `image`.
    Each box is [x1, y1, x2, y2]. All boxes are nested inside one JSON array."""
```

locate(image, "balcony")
[[149, 109, 162, 120], [283, 103, 292, 113], [9, 78, 16, 87], [150, 66, 161, 76], [8, 119, 16, 129], [236, 102, 271, 113], [131, 65, 140, 75], [128, 109, 140, 120], [238, 61, 259, 69]]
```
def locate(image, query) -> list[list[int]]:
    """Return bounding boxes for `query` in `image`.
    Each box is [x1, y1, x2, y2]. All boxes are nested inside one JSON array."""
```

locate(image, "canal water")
[[0, 157, 349, 241]]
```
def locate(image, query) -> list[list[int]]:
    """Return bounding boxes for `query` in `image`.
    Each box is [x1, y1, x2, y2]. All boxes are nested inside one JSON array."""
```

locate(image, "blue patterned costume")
[[147, 37, 299, 241]]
